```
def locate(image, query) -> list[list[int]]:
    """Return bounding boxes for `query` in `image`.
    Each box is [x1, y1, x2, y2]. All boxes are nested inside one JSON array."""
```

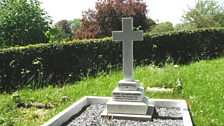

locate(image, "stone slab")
[[106, 97, 149, 115], [101, 104, 155, 121], [118, 80, 139, 91], [112, 87, 144, 102], [146, 87, 174, 93], [42, 96, 193, 126]]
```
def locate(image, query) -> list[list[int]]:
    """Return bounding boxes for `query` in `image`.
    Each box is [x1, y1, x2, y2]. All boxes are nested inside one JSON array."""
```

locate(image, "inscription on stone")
[[114, 93, 141, 101], [112, 89, 143, 102]]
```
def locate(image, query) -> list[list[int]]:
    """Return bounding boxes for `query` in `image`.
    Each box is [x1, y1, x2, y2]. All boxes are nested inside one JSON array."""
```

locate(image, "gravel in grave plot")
[[62, 104, 184, 126]]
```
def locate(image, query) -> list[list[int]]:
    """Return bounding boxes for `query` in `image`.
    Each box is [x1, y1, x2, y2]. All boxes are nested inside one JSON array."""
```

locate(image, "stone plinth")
[[107, 97, 149, 115]]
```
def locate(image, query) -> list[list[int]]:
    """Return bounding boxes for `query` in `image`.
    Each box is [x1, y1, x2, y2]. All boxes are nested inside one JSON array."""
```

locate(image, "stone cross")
[[102, 18, 154, 119], [112, 18, 143, 81]]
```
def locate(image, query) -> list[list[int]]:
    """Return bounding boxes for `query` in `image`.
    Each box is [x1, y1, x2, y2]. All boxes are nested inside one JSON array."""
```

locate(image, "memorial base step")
[[106, 97, 151, 115], [101, 104, 155, 121]]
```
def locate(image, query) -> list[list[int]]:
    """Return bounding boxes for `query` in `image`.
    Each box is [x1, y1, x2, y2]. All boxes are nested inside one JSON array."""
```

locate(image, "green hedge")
[[137, 28, 224, 64], [0, 28, 224, 91]]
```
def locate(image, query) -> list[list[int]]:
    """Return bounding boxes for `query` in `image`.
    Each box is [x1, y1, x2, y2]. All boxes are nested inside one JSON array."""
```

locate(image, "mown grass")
[[1, 57, 224, 126]]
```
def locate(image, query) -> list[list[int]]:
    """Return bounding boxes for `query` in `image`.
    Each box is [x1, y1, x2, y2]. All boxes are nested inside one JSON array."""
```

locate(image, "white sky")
[[39, 0, 223, 25]]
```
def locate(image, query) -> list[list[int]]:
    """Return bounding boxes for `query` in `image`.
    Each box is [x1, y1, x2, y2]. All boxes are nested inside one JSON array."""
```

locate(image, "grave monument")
[[43, 17, 192, 126], [101, 17, 155, 120]]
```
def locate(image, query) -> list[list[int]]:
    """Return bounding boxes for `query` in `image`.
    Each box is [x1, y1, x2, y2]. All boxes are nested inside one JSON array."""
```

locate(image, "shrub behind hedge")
[[0, 28, 224, 91]]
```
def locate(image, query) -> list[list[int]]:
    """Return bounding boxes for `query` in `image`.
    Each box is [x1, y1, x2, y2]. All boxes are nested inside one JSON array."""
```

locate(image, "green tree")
[[151, 22, 174, 33], [71, 19, 82, 33], [45, 26, 63, 43], [0, 0, 51, 47], [174, 23, 193, 31], [54, 19, 72, 41], [182, 0, 224, 28], [146, 18, 156, 32]]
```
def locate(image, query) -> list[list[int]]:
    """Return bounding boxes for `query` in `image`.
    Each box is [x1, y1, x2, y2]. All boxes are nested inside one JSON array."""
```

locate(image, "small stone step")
[[118, 80, 139, 91]]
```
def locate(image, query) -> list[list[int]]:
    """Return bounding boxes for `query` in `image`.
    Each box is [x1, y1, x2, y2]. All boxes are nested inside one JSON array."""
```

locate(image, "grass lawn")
[[0, 57, 224, 126]]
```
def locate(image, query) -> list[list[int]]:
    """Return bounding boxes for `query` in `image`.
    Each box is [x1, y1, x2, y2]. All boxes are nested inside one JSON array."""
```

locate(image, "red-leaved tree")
[[74, 0, 148, 39]]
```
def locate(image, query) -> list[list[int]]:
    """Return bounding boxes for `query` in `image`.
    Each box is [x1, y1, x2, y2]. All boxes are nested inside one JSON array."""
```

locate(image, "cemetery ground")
[[0, 57, 224, 126]]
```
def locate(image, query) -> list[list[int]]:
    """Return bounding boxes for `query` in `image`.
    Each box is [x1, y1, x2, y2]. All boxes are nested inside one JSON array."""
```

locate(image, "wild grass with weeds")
[[0, 58, 224, 125]]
